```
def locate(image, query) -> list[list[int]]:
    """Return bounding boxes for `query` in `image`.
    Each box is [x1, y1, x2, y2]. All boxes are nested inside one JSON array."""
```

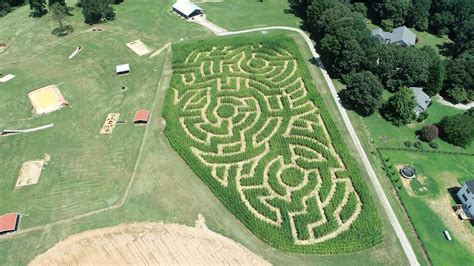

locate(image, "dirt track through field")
[[30, 222, 270, 265]]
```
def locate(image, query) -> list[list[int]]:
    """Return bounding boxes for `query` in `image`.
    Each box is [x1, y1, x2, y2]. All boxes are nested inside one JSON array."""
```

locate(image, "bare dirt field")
[[30, 222, 270, 265]]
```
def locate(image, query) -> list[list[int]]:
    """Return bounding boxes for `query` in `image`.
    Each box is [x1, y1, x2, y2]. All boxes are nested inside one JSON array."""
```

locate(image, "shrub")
[[429, 142, 439, 149], [438, 110, 474, 147], [404, 141, 412, 148], [420, 124, 439, 142], [414, 141, 423, 149], [416, 111, 428, 122]]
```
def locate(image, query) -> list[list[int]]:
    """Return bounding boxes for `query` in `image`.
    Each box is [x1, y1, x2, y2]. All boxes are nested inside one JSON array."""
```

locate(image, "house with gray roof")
[[411, 87, 431, 115], [372, 26, 416, 46]]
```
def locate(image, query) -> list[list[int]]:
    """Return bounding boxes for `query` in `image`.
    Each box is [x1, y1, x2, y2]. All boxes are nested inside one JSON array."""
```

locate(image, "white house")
[[172, 0, 203, 19], [116, 64, 130, 76], [457, 180, 474, 218]]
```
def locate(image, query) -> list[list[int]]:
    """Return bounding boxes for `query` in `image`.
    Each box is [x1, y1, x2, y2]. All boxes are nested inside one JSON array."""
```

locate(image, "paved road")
[[218, 27, 419, 266]]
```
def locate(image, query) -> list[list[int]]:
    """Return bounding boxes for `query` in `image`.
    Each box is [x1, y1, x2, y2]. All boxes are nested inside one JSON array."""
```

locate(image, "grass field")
[[0, 1, 414, 265]]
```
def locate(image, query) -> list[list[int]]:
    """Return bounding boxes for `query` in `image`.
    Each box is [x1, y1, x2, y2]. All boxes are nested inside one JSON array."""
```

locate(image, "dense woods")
[[289, 0, 472, 135]]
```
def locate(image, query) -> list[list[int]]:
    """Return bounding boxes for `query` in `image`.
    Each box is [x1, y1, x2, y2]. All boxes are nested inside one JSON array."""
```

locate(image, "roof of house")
[[371, 26, 416, 46], [391, 26, 416, 46], [134, 110, 150, 122], [0, 213, 19, 233], [465, 180, 474, 191], [116, 64, 130, 73], [172, 0, 203, 17], [411, 87, 431, 112]]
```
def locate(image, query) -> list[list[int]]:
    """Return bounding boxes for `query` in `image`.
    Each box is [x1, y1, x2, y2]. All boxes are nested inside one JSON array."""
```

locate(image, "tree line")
[[289, 0, 473, 147], [1, 0, 122, 25]]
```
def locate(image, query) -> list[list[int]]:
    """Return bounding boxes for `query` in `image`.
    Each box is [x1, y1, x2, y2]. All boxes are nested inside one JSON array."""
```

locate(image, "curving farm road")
[[215, 26, 419, 266]]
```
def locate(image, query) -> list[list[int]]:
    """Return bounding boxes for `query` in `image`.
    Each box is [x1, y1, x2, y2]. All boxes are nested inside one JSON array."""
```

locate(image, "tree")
[[371, 0, 412, 27], [48, 0, 64, 6], [420, 46, 445, 96], [339, 71, 384, 116], [50, 2, 67, 33], [381, 88, 416, 126], [81, 0, 115, 25], [438, 109, 474, 147], [29, 0, 47, 17], [420, 124, 439, 141], [443, 52, 474, 103], [375, 45, 430, 91], [0, 0, 12, 17], [407, 0, 431, 31]]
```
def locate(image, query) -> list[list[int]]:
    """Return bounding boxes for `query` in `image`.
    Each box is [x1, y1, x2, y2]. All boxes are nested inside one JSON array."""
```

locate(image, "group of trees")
[[0, 0, 24, 17], [1, 0, 120, 26], [299, 0, 445, 124], [289, 0, 473, 146], [438, 109, 474, 147]]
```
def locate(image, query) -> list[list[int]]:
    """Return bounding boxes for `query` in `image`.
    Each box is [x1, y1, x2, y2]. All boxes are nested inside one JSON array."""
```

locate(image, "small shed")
[[0, 213, 20, 235], [172, 0, 203, 19], [134, 110, 150, 125], [116, 64, 130, 76], [411, 87, 431, 115]]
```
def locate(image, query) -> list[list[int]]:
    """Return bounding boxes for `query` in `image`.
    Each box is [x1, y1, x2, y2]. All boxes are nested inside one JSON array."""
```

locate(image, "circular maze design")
[[166, 41, 364, 246]]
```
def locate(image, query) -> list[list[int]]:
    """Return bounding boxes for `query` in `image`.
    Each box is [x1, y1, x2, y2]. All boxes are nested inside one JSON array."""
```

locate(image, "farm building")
[[28, 85, 69, 115], [0, 213, 20, 235], [172, 0, 203, 19], [372, 26, 416, 46], [116, 64, 130, 76], [457, 180, 474, 219], [134, 110, 150, 125], [411, 87, 431, 115]]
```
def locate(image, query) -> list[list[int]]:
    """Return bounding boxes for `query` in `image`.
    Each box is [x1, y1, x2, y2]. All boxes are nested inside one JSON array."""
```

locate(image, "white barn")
[[172, 0, 203, 19], [457, 180, 474, 218]]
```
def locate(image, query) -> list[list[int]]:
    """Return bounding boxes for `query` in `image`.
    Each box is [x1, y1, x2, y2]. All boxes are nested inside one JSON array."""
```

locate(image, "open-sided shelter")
[[116, 64, 130, 76], [134, 110, 150, 125], [172, 0, 203, 19], [0, 213, 20, 235]]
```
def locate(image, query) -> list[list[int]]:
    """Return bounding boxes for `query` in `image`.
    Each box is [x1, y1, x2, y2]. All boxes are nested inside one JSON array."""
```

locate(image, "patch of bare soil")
[[30, 221, 270, 265]]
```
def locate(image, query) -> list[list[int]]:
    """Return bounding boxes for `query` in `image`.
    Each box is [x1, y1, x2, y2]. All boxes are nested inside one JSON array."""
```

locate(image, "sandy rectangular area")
[[28, 85, 68, 115], [100, 113, 120, 134], [126, 40, 151, 56], [16, 160, 44, 187]]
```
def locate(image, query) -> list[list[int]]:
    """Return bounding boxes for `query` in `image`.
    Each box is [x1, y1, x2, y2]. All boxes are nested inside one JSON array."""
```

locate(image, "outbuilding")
[[116, 64, 130, 76], [172, 0, 203, 19], [134, 110, 150, 125], [0, 213, 20, 235]]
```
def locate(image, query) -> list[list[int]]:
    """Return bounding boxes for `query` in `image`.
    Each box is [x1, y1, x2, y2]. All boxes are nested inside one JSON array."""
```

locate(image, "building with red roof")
[[134, 110, 150, 125], [0, 213, 20, 235]]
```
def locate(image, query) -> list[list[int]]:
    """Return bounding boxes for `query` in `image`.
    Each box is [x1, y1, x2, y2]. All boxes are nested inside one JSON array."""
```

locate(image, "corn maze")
[[163, 36, 382, 253]]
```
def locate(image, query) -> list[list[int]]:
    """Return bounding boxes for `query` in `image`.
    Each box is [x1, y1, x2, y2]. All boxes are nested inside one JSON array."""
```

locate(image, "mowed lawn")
[[201, 0, 302, 30], [0, 31, 162, 228]]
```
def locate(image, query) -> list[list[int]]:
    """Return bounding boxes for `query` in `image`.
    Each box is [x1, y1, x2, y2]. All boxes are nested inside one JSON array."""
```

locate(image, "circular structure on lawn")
[[400, 166, 416, 179]]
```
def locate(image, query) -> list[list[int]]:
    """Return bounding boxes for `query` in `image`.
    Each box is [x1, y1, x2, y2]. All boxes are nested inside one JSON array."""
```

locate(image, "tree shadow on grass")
[[52, 25, 74, 37]]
